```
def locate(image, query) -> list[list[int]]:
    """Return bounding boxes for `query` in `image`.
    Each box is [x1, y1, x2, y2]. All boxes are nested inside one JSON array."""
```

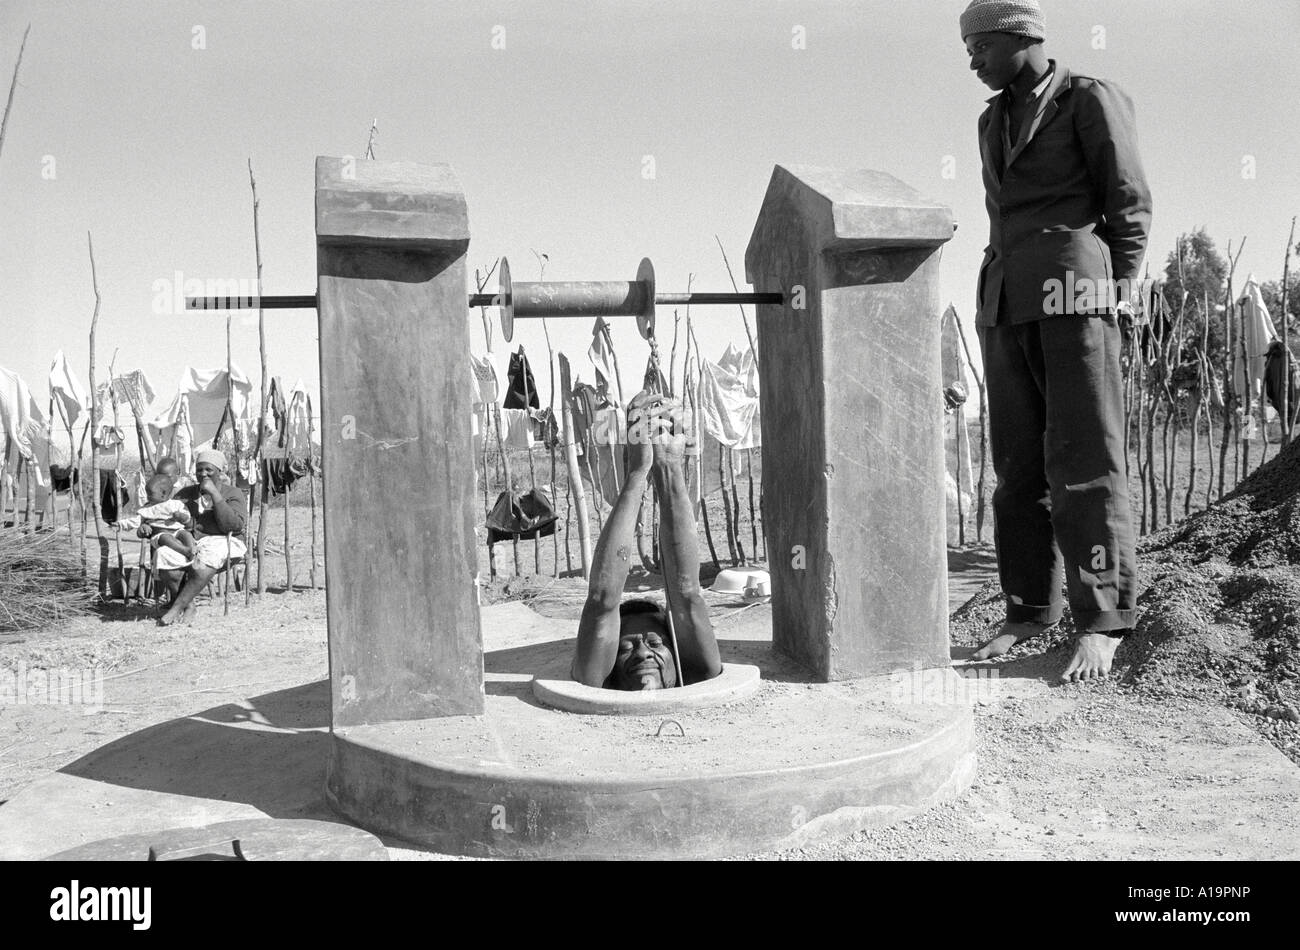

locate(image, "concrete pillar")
[[745, 165, 955, 680], [315, 157, 483, 725]]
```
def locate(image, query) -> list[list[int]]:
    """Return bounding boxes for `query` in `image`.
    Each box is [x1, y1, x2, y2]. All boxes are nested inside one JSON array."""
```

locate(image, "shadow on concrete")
[[59, 680, 335, 820], [485, 638, 574, 677], [483, 680, 546, 705]]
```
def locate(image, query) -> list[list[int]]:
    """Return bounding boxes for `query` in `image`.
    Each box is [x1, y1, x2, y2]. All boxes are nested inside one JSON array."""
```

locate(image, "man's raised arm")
[[652, 402, 722, 684], [571, 392, 657, 687]]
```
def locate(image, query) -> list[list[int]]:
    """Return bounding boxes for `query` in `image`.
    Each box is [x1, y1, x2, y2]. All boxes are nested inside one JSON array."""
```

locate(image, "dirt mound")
[[1143, 436, 1300, 568], [952, 439, 1300, 763], [1131, 440, 1300, 761]]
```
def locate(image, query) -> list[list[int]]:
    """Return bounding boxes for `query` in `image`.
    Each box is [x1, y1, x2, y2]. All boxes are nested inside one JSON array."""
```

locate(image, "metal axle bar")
[[185, 291, 783, 311], [184, 256, 784, 342], [186, 294, 318, 310]]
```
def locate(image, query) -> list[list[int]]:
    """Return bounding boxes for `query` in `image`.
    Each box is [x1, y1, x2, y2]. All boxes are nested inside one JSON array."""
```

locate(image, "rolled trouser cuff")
[[1071, 609, 1135, 634], [1005, 599, 1063, 625]]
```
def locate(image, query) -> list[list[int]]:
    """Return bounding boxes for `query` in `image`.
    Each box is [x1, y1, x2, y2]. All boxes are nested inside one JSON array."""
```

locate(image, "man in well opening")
[[570, 390, 722, 691]]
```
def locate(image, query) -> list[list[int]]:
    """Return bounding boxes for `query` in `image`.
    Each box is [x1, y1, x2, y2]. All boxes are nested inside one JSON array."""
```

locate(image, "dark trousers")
[[979, 313, 1136, 632]]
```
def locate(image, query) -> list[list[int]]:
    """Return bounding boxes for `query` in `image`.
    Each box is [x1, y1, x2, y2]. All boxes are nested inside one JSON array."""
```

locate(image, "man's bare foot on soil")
[[971, 621, 1052, 660], [1060, 632, 1123, 683], [158, 604, 196, 627]]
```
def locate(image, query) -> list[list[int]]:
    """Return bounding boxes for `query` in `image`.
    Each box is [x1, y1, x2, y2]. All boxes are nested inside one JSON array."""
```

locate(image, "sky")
[[2, 0, 1298, 452]]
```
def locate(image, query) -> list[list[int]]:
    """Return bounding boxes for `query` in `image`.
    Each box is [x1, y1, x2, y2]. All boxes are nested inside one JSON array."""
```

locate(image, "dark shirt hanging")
[[504, 348, 539, 410], [101, 471, 130, 524]]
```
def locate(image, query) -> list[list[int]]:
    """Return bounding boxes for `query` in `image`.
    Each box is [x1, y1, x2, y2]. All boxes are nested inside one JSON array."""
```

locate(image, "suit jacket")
[[976, 63, 1153, 327]]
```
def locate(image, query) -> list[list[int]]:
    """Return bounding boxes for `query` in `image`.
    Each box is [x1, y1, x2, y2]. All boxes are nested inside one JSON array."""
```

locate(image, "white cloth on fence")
[[588, 317, 619, 402], [95, 423, 125, 470], [470, 354, 500, 407], [469, 356, 499, 457], [1232, 277, 1279, 407], [715, 342, 758, 393], [0, 365, 49, 485], [501, 408, 533, 450], [93, 383, 120, 449], [110, 370, 156, 417], [696, 354, 760, 449], [147, 365, 254, 455], [284, 385, 316, 455], [49, 350, 89, 429], [165, 396, 195, 473]]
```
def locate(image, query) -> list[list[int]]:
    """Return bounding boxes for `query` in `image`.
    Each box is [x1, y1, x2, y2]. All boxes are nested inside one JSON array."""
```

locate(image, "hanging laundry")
[[94, 436, 124, 471], [485, 488, 557, 543], [696, 355, 760, 449], [1264, 341, 1300, 423], [501, 408, 533, 449], [587, 317, 618, 402], [283, 386, 316, 458], [569, 381, 602, 446], [579, 400, 625, 510], [168, 396, 195, 474], [92, 382, 121, 450], [1232, 277, 1279, 405], [715, 342, 758, 397], [532, 407, 558, 448], [504, 348, 539, 410], [0, 365, 49, 478], [470, 354, 500, 406], [109, 369, 156, 417], [148, 365, 254, 453], [258, 376, 293, 458], [48, 464, 79, 492], [260, 456, 311, 497], [101, 471, 131, 524], [263, 376, 289, 449], [469, 356, 498, 456], [48, 350, 89, 429]]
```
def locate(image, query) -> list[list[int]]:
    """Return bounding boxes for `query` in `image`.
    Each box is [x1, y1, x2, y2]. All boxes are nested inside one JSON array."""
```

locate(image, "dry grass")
[[0, 528, 98, 633]]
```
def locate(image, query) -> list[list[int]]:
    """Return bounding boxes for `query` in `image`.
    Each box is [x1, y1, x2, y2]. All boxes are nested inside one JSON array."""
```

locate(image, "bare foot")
[[158, 604, 196, 627], [971, 621, 1051, 660], [1060, 632, 1124, 683]]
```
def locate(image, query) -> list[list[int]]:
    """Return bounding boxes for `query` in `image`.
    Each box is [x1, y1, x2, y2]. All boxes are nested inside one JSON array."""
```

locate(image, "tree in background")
[[1161, 228, 1229, 365], [1260, 270, 1300, 342]]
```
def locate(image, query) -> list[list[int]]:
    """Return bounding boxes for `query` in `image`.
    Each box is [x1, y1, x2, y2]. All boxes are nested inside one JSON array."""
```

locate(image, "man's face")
[[195, 461, 221, 484], [611, 614, 677, 691], [157, 461, 179, 479], [965, 31, 1031, 91]]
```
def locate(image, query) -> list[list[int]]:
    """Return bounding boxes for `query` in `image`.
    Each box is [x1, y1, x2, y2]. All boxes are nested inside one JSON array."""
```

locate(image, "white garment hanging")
[[696, 356, 760, 449], [1232, 277, 1279, 405]]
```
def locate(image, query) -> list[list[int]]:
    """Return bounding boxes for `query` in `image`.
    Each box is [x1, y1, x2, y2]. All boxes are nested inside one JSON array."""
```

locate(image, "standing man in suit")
[[961, 0, 1152, 681]]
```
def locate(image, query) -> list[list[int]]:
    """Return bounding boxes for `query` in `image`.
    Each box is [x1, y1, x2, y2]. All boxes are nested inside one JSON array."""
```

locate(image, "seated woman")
[[571, 391, 722, 691], [154, 449, 247, 626]]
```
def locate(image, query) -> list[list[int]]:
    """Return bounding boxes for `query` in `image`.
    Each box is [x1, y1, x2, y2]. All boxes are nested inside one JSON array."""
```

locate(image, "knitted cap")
[[195, 448, 227, 472], [960, 0, 1046, 40]]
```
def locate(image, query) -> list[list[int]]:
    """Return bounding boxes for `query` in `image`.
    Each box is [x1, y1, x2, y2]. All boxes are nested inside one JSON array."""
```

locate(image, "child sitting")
[[115, 473, 197, 563]]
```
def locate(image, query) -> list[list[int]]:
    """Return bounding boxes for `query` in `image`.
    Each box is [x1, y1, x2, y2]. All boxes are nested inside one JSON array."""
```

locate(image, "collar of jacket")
[[981, 61, 1072, 187]]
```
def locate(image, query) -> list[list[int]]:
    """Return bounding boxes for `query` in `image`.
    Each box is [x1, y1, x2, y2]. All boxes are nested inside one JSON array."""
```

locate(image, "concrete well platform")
[[327, 631, 975, 859], [531, 662, 762, 715]]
